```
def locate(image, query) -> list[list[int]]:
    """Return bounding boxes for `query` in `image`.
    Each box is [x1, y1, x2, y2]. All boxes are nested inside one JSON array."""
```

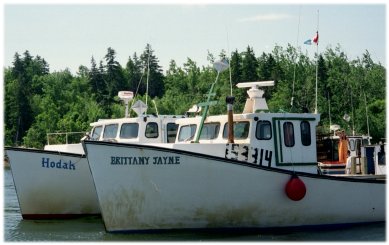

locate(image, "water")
[[3, 168, 386, 241]]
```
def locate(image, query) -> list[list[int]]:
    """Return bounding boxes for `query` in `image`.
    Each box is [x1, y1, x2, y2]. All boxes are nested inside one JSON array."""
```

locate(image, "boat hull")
[[84, 141, 385, 232], [6, 147, 100, 219]]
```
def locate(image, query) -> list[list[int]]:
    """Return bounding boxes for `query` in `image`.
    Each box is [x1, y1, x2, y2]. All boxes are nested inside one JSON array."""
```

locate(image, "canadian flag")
[[313, 31, 319, 45]]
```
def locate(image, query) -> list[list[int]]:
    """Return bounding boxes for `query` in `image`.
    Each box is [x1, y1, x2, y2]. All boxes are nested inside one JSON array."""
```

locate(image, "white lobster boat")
[[84, 79, 385, 232], [5, 91, 183, 219]]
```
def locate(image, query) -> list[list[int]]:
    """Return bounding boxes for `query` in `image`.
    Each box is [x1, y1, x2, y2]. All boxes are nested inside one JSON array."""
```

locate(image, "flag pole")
[[314, 9, 319, 114]]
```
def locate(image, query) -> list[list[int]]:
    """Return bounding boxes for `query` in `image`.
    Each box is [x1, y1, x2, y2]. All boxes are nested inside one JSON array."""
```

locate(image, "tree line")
[[4, 43, 386, 148]]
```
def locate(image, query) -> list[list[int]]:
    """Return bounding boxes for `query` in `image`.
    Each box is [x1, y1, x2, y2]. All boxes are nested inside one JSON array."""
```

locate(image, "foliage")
[[3, 44, 386, 148]]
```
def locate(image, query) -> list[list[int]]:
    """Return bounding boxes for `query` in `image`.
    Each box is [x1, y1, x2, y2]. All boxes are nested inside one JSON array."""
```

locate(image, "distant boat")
[[83, 68, 385, 232], [5, 91, 183, 219], [317, 133, 386, 176]]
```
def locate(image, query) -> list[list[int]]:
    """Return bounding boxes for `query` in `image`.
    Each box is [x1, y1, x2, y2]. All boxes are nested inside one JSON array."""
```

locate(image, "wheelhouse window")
[[145, 122, 159, 138], [120, 123, 139, 139], [91, 126, 102, 140], [223, 121, 250, 140], [300, 121, 311, 146], [200, 123, 220, 140], [178, 124, 197, 142], [283, 122, 295, 147], [103, 124, 119, 139], [256, 121, 272, 140], [166, 123, 178, 143], [349, 139, 356, 151]]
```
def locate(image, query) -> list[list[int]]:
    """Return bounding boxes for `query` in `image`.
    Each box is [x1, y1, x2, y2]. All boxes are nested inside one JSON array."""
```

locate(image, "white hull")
[[6, 148, 100, 219], [85, 141, 385, 232]]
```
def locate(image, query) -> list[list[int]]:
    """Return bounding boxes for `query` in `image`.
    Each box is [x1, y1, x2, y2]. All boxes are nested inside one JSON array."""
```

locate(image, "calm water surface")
[[3, 168, 386, 241]]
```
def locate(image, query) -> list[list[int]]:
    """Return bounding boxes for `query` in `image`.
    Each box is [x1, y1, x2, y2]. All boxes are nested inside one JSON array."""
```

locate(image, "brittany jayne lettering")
[[111, 156, 180, 165]]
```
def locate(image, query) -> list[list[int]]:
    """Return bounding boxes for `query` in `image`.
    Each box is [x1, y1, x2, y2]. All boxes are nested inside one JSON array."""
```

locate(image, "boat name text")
[[225, 143, 272, 166], [111, 156, 181, 165], [41, 158, 76, 170]]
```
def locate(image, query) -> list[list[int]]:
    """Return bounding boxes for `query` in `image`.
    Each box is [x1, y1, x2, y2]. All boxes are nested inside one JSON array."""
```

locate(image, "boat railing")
[[46, 132, 88, 145]]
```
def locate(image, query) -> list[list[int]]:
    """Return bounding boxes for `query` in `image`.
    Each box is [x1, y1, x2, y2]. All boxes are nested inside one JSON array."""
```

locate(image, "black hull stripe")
[[5, 147, 86, 158]]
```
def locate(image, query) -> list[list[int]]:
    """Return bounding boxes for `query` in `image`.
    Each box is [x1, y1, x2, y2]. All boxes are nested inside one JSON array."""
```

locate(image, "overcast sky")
[[3, 2, 387, 74]]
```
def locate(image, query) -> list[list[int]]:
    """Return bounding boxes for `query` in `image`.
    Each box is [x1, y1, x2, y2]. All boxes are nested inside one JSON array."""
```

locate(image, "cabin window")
[[103, 124, 119, 139], [91, 126, 102, 140], [223, 121, 250, 140], [349, 139, 356, 151], [166, 123, 178, 143], [120, 123, 139, 139], [283, 122, 295, 147], [145, 122, 159, 138], [200, 123, 220, 140], [256, 121, 272, 140], [300, 121, 311, 146], [178, 124, 197, 142]]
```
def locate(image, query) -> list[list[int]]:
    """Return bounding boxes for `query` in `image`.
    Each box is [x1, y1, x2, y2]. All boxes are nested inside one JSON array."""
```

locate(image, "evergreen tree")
[[125, 53, 143, 94], [241, 46, 258, 82], [104, 47, 126, 100], [139, 44, 164, 98]]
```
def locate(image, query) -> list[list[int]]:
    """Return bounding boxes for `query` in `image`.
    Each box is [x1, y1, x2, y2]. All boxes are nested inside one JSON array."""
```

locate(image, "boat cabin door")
[[273, 118, 317, 166]]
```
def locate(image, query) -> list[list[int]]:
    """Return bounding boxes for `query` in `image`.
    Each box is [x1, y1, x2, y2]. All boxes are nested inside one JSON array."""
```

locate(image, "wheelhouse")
[[90, 115, 182, 144]]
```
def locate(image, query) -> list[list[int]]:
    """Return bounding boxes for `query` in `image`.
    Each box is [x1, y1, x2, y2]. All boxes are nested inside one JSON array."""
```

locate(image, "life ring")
[[285, 174, 306, 201]]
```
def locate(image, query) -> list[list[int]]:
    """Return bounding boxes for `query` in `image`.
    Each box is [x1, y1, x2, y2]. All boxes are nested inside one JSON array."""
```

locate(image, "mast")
[[364, 92, 371, 144], [314, 9, 319, 114], [145, 45, 151, 114], [351, 88, 355, 136], [291, 6, 302, 109]]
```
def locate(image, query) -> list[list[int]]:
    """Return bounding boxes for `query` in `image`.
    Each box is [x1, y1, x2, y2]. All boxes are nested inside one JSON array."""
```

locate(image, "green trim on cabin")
[[277, 120, 283, 162], [271, 117, 318, 167]]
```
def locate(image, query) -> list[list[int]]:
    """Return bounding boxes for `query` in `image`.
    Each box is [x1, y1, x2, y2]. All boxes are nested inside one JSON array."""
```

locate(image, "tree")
[[104, 47, 126, 100], [89, 56, 106, 105], [241, 46, 258, 82], [139, 44, 164, 98], [125, 53, 143, 94]]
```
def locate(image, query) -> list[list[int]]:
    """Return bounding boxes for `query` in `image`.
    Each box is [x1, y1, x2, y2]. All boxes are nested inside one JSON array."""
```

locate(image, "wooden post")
[[226, 96, 235, 143]]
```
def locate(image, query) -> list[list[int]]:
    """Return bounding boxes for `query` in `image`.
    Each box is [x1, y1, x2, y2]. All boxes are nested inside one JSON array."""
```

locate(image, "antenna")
[[364, 92, 371, 145], [145, 45, 151, 114], [291, 6, 302, 109], [226, 27, 233, 96], [314, 9, 320, 114]]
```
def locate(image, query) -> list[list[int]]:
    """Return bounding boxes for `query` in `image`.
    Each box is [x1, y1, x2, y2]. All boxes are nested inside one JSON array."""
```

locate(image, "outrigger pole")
[[194, 60, 229, 143]]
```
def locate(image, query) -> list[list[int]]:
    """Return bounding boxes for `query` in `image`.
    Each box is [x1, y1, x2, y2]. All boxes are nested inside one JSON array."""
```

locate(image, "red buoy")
[[285, 174, 306, 201]]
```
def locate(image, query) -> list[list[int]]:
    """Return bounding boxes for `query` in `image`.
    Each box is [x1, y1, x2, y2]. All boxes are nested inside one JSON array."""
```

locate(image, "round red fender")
[[285, 174, 306, 201]]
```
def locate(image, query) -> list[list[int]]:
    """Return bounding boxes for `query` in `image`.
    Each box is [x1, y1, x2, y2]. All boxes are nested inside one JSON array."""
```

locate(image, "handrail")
[[46, 132, 88, 145]]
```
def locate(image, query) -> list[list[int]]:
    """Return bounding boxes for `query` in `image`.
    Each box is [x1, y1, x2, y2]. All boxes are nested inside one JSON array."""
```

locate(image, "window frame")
[[222, 121, 250, 140], [300, 121, 311, 146], [177, 124, 197, 142], [200, 122, 220, 140], [120, 123, 139, 139], [91, 126, 103, 140], [255, 120, 272, 140], [103, 124, 119, 139], [283, 122, 295, 147], [166, 123, 179, 143], [145, 122, 159, 139]]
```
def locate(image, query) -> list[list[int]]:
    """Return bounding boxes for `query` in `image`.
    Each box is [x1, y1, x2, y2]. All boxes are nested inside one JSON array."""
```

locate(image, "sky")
[[2, 2, 387, 75]]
